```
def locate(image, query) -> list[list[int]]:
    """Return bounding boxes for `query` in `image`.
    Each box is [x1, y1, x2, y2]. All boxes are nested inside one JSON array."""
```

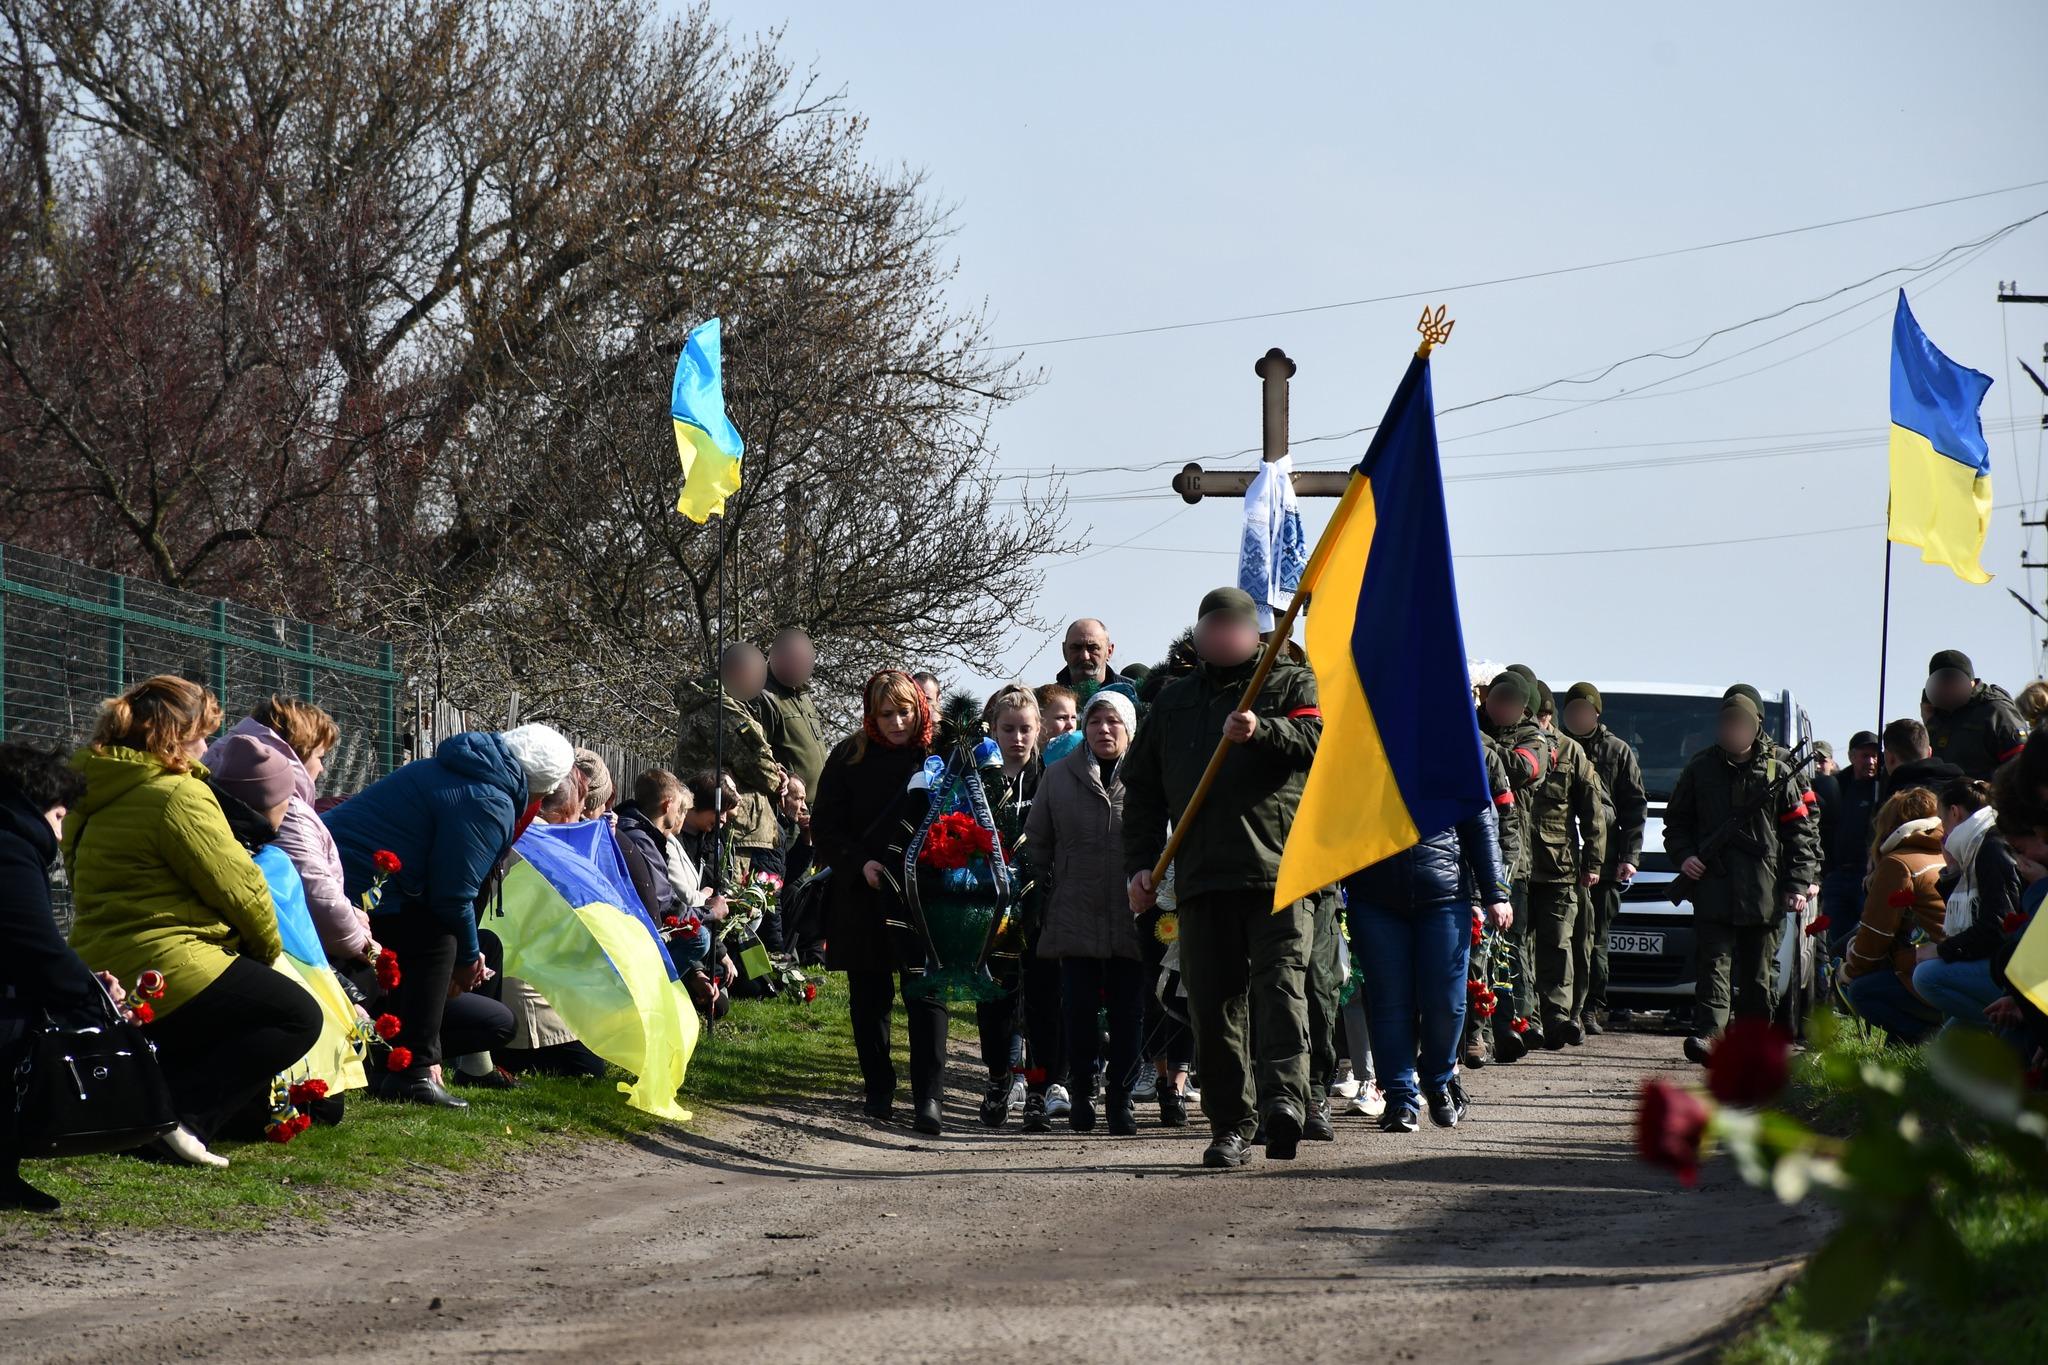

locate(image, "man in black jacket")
[[1, 742, 99, 1213], [1882, 718, 1964, 800]]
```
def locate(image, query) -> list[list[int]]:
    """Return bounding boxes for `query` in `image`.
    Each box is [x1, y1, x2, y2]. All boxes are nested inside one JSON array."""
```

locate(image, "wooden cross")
[[1170, 348, 1352, 503]]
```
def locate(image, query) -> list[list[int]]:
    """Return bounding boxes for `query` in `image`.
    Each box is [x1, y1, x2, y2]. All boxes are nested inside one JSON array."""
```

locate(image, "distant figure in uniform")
[[1921, 649, 2024, 781]]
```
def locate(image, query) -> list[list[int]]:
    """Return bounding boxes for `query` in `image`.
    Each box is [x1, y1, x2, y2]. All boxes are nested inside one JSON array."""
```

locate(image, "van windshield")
[[1593, 692, 1787, 803]]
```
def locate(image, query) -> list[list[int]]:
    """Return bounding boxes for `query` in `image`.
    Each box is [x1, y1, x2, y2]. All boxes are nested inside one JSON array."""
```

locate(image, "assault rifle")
[[1665, 740, 1815, 906]]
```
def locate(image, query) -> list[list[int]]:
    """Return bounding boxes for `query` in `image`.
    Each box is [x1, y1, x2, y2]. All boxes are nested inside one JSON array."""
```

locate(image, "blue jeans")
[[1845, 968, 1939, 1044], [1911, 957, 2003, 1029], [669, 922, 713, 971], [1346, 895, 1470, 1113]]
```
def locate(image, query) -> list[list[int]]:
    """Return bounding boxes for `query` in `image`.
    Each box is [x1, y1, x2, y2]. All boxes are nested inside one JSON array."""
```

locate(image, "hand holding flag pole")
[[1146, 308, 1455, 892]]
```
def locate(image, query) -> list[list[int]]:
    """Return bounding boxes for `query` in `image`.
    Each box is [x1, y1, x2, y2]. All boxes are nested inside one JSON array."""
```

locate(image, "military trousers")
[[1528, 879, 1581, 1032], [1694, 917, 1782, 1036], [1177, 889, 1312, 1142], [1305, 889, 1344, 1093], [1574, 878, 1623, 1017]]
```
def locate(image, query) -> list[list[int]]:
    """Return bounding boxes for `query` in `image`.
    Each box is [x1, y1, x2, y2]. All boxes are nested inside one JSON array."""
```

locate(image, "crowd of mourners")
[[6, 591, 2048, 1210]]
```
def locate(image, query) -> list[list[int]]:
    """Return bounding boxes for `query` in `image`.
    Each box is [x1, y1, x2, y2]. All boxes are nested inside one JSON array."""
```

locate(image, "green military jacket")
[[674, 676, 783, 849], [1662, 741, 1820, 926], [1567, 722, 1648, 873], [1924, 684, 2026, 781], [1528, 729, 1608, 884], [1121, 656, 1320, 903], [1477, 709, 1548, 884], [753, 675, 828, 796], [1482, 740, 1525, 886]]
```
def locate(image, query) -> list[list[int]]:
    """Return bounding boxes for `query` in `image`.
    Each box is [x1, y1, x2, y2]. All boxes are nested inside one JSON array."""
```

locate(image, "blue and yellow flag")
[[1273, 351, 1491, 910], [1888, 291, 1994, 584], [672, 317, 744, 524]]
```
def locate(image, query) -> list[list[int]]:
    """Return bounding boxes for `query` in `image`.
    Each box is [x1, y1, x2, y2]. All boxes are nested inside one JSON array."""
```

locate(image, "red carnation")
[[1467, 978, 1486, 998], [292, 1112, 313, 1136], [2002, 912, 2029, 936], [1803, 914, 1831, 937], [663, 914, 682, 928], [288, 1079, 330, 1108], [137, 969, 166, 999], [373, 849, 403, 875], [373, 1013, 402, 1041], [375, 949, 402, 990], [131, 1002, 155, 1025], [803, 981, 819, 1003], [1705, 1017, 1793, 1108], [1887, 888, 1915, 909], [267, 1122, 296, 1144], [386, 1046, 414, 1073], [681, 917, 701, 936], [1511, 1017, 1531, 1034], [1635, 1078, 1710, 1187]]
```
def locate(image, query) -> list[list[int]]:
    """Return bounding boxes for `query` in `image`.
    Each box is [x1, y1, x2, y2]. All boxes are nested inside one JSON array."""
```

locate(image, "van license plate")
[[1608, 931, 1665, 955]]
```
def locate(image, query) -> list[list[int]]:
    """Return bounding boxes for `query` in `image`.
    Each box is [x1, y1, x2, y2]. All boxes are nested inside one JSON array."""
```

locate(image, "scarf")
[[1942, 805, 1997, 938], [860, 669, 934, 752]]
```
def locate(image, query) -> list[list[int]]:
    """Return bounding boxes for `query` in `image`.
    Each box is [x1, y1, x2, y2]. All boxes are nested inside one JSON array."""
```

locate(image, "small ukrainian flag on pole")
[[1888, 291, 1994, 584], [671, 317, 744, 523]]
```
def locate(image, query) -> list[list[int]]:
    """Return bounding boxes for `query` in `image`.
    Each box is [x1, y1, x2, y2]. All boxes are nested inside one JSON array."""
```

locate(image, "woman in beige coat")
[[1025, 687, 1145, 1135]]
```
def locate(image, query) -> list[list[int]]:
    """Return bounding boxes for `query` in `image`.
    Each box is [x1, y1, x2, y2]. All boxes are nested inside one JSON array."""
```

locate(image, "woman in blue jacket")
[[1343, 796, 1512, 1134], [324, 725, 573, 1107]]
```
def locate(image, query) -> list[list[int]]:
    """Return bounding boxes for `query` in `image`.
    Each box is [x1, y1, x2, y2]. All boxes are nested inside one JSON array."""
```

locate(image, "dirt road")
[[0, 1030, 1817, 1364]]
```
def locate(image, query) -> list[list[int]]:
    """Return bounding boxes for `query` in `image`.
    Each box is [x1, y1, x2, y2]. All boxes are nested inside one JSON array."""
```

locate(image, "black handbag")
[[12, 981, 178, 1158]]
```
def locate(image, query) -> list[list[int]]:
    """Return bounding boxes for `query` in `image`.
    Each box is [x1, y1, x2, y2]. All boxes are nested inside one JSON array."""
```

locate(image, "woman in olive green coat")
[[65, 676, 321, 1167]]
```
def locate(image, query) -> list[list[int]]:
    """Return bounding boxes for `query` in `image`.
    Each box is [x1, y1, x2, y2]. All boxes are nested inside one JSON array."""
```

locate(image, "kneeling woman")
[[1027, 688, 1145, 1134], [812, 671, 942, 1130]]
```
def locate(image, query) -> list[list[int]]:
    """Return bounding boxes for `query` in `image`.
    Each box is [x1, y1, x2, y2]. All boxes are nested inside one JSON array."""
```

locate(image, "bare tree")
[[0, 0, 1064, 745]]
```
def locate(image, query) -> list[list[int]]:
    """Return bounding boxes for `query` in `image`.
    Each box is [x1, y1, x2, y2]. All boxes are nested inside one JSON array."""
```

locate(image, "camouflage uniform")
[[1474, 676, 1548, 1051], [1526, 728, 1607, 1035], [1563, 688, 1647, 1019], [673, 676, 785, 867]]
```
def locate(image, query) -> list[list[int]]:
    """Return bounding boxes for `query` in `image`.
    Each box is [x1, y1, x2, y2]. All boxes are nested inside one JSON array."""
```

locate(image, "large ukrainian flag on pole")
[[1888, 291, 1994, 584], [1273, 345, 1492, 910], [672, 317, 744, 523]]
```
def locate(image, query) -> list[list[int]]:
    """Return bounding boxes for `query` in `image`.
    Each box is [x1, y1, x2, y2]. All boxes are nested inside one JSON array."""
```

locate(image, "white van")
[[1594, 683, 1822, 1034]]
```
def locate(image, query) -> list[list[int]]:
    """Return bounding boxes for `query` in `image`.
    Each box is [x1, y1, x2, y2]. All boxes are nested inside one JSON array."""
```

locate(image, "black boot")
[[370, 1068, 469, 1109], [1262, 1101, 1304, 1161], [1157, 1086, 1189, 1128], [1303, 1094, 1336, 1142], [1106, 1089, 1137, 1136], [1068, 1080, 1097, 1133], [979, 1075, 1011, 1129], [912, 1097, 943, 1135], [1202, 1132, 1252, 1169], [2, 1170, 60, 1214], [1020, 1089, 1050, 1132]]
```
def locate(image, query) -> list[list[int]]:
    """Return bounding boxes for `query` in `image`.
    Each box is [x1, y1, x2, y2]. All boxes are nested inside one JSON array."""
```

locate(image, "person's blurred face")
[[1851, 746, 1881, 780], [1716, 710, 1761, 757], [1086, 707, 1130, 760], [1927, 668, 1974, 712], [877, 701, 919, 747], [723, 650, 769, 702], [1194, 613, 1259, 668], [994, 707, 1040, 768], [769, 634, 816, 687], [1562, 699, 1599, 737], [1041, 696, 1077, 739], [2008, 829, 2048, 864], [1535, 708, 1555, 732], [1482, 687, 1525, 730], [1063, 620, 1113, 683]]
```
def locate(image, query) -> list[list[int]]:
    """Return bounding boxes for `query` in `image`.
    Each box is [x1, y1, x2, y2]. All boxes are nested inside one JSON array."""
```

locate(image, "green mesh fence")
[[0, 542, 403, 796]]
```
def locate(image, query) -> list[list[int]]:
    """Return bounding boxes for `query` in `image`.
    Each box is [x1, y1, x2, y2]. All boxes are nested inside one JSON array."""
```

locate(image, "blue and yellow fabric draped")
[[498, 821, 699, 1120], [1273, 352, 1492, 910], [671, 316, 745, 524], [1888, 291, 1994, 585], [257, 845, 368, 1096]]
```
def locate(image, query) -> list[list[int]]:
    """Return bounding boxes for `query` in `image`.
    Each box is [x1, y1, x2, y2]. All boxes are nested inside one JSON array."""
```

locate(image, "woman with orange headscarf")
[[811, 670, 945, 1130]]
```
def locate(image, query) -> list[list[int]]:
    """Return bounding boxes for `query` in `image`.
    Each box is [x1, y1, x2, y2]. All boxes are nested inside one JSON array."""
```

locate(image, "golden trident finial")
[[1415, 304, 1455, 359]]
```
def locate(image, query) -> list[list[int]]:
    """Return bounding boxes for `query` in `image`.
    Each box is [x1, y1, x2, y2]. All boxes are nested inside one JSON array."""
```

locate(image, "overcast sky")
[[733, 1, 2048, 746]]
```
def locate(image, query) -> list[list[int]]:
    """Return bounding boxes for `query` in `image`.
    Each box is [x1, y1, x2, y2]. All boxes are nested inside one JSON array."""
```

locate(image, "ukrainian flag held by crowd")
[[1888, 291, 1994, 585], [672, 317, 745, 523], [1272, 348, 1492, 910]]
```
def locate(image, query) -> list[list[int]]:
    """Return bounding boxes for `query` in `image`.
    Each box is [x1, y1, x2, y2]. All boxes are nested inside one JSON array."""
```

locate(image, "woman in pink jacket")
[[204, 698, 375, 967]]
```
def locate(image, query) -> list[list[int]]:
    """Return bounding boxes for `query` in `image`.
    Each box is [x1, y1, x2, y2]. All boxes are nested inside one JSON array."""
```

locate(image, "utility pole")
[[1997, 282, 2048, 668], [1171, 347, 1351, 503]]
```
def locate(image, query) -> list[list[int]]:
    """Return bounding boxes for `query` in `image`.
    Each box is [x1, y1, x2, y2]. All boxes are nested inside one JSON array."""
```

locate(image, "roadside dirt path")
[[0, 1030, 1818, 1364]]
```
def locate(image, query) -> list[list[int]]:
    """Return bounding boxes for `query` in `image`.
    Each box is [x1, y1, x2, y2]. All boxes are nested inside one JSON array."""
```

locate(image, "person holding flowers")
[[1026, 685, 1146, 1134], [64, 676, 322, 1167], [811, 670, 940, 1129]]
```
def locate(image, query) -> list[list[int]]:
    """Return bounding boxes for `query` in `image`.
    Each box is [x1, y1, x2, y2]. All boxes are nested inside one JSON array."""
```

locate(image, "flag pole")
[[1146, 308, 1453, 889], [1877, 508, 1893, 739]]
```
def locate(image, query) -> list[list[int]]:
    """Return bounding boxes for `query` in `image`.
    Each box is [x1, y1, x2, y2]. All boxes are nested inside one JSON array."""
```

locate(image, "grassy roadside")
[[1722, 1032, 2048, 1364], [2, 974, 870, 1234]]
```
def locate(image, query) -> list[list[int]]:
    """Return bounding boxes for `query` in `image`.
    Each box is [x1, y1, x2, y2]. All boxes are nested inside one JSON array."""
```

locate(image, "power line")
[[983, 178, 2048, 351]]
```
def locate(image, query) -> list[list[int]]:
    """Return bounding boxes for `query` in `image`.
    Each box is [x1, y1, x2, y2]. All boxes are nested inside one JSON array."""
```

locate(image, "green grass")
[[1722, 1023, 2048, 1364], [2, 974, 869, 1234]]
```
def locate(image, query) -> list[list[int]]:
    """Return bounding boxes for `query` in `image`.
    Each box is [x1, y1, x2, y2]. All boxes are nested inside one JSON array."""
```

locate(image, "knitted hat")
[[1486, 671, 1532, 708], [1723, 683, 1764, 710], [1505, 663, 1539, 684], [1198, 586, 1258, 622], [1565, 681, 1603, 713], [211, 733, 296, 812], [1928, 649, 1973, 677], [1083, 686, 1137, 738], [1722, 690, 1763, 722], [502, 723, 575, 796], [1536, 682, 1558, 718]]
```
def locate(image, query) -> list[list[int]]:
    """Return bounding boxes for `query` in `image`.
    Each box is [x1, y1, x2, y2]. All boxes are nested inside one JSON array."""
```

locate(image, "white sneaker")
[[160, 1125, 230, 1168], [1328, 1066, 1362, 1114], [1358, 1084, 1387, 1120], [1044, 1083, 1072, 1118], [1006, 1075, 1027, 1114]]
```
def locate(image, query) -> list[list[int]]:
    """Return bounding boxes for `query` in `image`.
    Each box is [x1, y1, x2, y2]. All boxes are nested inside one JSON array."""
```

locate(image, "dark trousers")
[[1577, 878, 1622, 1015], [143, 957, 323, 1143], [1138, 909, 1194, 1072], [846, 969, 948, 1106], [1305, 890, 1344, 1092], [1528, 879, 1580, 1032], [974, 951, 1064, 1090], [1695, 918, 1781, 1036], [1059, 956, 1146, 1097], [1177, 890, 1312, 1143]]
